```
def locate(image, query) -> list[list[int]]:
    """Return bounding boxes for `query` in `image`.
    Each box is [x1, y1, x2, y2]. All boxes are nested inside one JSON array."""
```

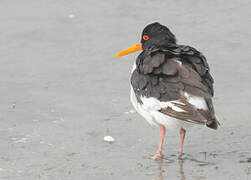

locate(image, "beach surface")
[[0, 0, 251, 179]]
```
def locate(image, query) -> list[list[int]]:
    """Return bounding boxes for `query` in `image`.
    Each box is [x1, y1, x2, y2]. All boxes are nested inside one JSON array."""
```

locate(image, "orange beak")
[[115, 42, 142, 57]]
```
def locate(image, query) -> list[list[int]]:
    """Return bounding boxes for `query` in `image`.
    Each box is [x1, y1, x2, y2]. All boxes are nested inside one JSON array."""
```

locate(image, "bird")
[[115, 22, 219, 159]]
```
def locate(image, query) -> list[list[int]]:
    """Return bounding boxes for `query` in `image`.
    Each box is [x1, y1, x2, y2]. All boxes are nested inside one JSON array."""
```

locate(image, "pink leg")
[[151, 125, 166, 160], [178, 128, 186, 158]]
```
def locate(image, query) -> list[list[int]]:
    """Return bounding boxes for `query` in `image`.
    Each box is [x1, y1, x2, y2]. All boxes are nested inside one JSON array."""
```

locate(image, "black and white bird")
[[116, 22, 219, 159]]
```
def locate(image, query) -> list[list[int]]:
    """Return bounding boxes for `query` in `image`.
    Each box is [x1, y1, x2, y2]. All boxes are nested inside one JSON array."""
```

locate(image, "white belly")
[[130, 86, 156, 126], [130, 86, 196, 130]]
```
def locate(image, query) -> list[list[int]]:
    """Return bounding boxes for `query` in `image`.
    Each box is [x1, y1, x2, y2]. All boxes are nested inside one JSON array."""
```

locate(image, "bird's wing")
[[132, 51, 219, 129], [162, 44, 214, 96]]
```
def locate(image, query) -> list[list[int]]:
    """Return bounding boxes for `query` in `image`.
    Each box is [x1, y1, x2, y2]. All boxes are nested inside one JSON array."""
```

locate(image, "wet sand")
[[0, 0, 251, 179]]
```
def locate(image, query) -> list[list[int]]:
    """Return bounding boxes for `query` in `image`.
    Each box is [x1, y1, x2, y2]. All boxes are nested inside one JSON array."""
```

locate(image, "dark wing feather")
[[131, 49, 219, 129], [159, 44, 214, 96], [159, 98, 206, 125]]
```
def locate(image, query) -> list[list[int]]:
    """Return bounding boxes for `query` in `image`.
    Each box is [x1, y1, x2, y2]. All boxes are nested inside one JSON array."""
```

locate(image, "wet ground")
[[0, 0, 251, 179]]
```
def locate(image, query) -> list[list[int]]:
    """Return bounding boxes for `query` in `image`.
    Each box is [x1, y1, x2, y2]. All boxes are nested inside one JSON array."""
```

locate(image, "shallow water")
[[0, 0, 251, 179]]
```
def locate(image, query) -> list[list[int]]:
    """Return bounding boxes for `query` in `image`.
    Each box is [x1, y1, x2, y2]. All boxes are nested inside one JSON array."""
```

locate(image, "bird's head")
[[115, 22, 176, 57]]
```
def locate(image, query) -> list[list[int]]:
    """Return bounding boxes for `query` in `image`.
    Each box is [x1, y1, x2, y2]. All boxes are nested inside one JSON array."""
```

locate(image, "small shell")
[[103, 136, 115, 143], [68, 14, 75, 19]]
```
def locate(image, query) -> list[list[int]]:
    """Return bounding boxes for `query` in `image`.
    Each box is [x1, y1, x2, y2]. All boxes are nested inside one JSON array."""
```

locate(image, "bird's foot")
[[178, 152, 183, 159], [151, 152, 163, 160]]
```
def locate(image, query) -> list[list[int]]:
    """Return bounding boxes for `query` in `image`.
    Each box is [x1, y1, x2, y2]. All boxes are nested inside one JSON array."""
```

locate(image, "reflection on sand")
[[152, 154, 213, 180], [178, 160, 185, 180], [153, 158, 185, 180]]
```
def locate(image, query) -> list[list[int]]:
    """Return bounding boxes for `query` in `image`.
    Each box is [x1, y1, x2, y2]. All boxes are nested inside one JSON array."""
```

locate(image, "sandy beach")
[[0, 0, 251, 179]]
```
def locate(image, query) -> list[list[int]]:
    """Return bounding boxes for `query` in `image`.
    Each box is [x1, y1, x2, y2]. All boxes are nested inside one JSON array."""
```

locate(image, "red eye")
[[143, 35, 149, 40]]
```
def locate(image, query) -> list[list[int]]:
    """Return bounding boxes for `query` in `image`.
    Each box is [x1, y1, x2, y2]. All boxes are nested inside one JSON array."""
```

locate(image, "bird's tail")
[[206, 118, 220, 130]]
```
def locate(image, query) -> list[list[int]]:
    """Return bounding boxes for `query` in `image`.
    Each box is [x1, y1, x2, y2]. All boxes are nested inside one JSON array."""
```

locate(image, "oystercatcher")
[[116, 22, 219, 159]]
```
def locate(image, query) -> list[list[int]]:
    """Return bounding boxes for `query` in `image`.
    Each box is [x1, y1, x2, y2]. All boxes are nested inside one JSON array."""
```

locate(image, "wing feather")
[[131, 49, 219, 129]]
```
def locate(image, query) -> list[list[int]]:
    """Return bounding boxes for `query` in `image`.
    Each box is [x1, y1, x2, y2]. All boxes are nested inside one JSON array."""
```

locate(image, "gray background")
[[0, 0, 251, 179]]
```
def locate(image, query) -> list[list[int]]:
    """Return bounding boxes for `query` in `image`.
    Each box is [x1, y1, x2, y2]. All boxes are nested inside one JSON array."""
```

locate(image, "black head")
[[115, 22, 177, 57], [141, 22, 177, 50]]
